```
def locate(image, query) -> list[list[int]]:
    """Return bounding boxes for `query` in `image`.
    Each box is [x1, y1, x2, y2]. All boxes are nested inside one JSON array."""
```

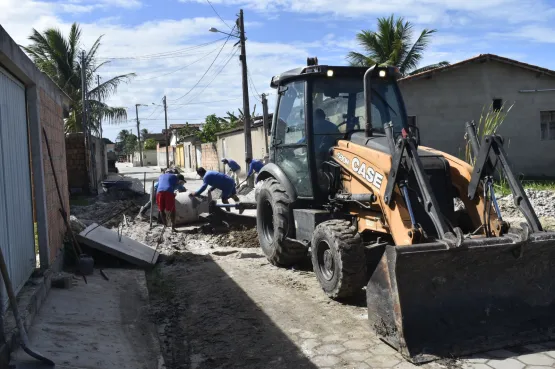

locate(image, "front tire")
[[256, 178, 306, 266], [311, 219, 367, 299]]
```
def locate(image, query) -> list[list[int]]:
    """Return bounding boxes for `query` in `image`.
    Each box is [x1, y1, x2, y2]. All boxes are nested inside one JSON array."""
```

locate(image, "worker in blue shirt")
[[221, 158, 241, 187], [245, 158, 265, 181], [139, 174, 186, 218], [189, 167, 242, 213]]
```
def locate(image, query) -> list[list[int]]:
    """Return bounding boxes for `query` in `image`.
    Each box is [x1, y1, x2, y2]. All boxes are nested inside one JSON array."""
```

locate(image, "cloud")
[[178, 0, 555, 25], [489, 25, 555, 44]]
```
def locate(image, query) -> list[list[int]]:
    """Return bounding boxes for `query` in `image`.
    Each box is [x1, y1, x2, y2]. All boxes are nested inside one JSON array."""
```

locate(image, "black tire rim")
[[261, 199, 274, 244], [317, 240, 334, 281]]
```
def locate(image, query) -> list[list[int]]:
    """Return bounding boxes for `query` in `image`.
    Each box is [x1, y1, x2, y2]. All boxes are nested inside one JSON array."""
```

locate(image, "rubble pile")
[[497, 189, 555, 218]]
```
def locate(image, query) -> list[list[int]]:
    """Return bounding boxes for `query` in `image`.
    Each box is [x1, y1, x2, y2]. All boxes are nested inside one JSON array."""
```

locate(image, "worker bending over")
[[190, 167, 243, 213], [245, 157, 265, 181], [139, 174, 186, 217], [221, 158, 241, 187], [156, 171, 186, 232]]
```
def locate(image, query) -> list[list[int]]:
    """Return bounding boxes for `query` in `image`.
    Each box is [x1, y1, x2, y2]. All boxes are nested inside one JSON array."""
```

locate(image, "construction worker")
[[139, 174, 186, 217], [221, 158, 241, 187], [245, 157, 265, 182], [156, 172, 186, 231], [189, 167, 243, 213]]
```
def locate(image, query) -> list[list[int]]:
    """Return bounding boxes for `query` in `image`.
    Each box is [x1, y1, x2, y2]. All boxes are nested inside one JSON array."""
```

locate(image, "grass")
[[465, 101, 514, 165], [495, 180, 555, 197]]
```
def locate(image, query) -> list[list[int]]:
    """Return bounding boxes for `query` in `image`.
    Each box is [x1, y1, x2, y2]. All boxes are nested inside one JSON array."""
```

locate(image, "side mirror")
[[408, 123, 421, 146]]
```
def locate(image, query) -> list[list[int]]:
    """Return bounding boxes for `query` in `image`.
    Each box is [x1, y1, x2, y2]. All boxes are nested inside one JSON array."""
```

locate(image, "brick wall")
[[39, 87, 69, 263], [201, 143, 219, 171], [65, 133, 89, 193]]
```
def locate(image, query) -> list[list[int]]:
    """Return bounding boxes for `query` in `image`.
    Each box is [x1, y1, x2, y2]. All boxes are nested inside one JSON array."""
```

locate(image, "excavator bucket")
[[367, 231, 555, 363]]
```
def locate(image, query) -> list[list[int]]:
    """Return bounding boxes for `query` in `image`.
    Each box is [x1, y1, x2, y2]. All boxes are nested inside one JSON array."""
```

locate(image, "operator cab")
[[269, 59, 409, 200]]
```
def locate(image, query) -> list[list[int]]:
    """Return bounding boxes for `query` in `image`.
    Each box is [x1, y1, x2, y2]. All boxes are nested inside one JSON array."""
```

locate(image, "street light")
[[208, 27, 239, 38], [135, 103, 148, 166]]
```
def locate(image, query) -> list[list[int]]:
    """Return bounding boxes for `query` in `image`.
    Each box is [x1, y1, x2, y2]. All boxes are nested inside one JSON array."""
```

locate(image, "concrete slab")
[[77, 224, 159, 267], [12, 270, 163, 369]]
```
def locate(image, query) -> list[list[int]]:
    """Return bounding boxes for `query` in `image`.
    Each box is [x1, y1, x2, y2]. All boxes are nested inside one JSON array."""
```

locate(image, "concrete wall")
[[65, 133, 89, 193], [399, 60, 555, 178], [133, 150, 158, 167], [157, 143, 173, 168], [182, 136, 198, 172], [65, 134, 105, 192], [0, 24, 71, 273], [216, 124, 269, 178], [200, 143, 219, 171]]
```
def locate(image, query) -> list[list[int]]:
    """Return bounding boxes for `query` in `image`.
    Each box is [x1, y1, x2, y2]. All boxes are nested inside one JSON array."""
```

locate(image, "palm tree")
[[347, 14, 449, 77], [23, 23, 135, 133], [140, 128, 149, 141]]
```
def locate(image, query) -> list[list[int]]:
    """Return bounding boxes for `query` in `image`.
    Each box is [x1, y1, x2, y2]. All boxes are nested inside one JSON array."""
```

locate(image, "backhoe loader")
[[255, 57, 555, 363]]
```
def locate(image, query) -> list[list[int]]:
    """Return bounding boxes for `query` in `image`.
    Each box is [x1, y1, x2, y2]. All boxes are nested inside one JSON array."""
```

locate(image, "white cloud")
[[489, 25, 555, 44], [2, 0, 554, 141]]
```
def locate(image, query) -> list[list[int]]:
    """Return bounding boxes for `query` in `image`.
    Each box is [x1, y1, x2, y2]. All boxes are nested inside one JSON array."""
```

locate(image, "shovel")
[[0, 245, 54, 366]]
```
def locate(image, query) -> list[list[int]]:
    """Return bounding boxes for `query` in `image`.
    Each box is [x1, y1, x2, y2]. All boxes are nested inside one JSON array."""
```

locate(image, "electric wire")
[[168, 26, 236, 103], [97, 38, 227, 60], [134, 43, 223, 81], [206, 0, 233, 30]]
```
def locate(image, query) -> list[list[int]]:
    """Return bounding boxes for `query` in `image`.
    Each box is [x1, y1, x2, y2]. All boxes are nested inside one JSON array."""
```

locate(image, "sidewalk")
[[12, 269, 163, 369]]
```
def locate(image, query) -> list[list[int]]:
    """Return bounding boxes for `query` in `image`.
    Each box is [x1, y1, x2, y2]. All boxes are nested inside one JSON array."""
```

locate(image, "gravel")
[[497, 189, 555, 219]]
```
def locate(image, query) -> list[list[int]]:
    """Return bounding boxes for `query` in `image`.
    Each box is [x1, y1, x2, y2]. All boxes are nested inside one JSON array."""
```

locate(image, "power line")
[[206, 0, 233, 30], [175, 47, 239, 110], [168, 97, 242, 107], [168, 26, 237, 103], [134, 43, 223, 81], [97, 38, 226, 60]]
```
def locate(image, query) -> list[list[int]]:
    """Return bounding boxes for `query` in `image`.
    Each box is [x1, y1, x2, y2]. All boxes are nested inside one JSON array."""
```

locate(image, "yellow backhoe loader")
[[254, 57, 555, 363]]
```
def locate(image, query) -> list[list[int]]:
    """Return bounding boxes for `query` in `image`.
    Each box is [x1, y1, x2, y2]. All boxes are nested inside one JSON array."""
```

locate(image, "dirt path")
[[147, 230, 453, 369]]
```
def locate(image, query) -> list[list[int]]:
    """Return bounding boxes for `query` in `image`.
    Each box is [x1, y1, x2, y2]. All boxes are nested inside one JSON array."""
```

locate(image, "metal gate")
[[0, 66, 35, 309]]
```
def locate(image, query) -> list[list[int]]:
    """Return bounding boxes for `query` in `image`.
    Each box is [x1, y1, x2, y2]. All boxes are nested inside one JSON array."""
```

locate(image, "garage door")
[[0, 66, 35, 309]]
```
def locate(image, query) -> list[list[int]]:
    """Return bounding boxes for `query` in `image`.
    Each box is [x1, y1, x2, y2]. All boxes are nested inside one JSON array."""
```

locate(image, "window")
[[275, 80, 305, 145], [493, 99, 503, 112], [541, 111, 555, 141]]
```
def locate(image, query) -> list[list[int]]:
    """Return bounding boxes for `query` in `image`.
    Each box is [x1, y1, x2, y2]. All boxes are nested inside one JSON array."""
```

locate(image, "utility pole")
[[238, 9, 253, 186], [261, 93, 270, 163], [135, 104, 144, 167], [81, 51, 95, 192], [163, 96, 169, 168], [97, 75, 102, 139]]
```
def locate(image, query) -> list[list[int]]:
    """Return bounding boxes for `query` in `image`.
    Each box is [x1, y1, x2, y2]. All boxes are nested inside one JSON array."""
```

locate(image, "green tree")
[[144, 138, 157, 150], [140, 128, 149, 141], [23, 23, 135, 133], [124, 134, 138, 156], [347, 14, 449, 77]]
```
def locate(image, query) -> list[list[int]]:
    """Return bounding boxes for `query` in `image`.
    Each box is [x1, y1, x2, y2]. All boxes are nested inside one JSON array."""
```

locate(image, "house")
[[0, 25, 70, 359], [398, 54, 555, 178], [167, 123, 202, 169], [215, 114, 272, 176]]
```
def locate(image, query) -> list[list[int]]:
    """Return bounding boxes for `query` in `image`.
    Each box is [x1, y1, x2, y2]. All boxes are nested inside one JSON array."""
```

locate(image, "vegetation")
[[116, 129, 138, 155], [23, 23, 135, 133], [179, 106, 258, 143], [144, 138, 157, 150], [141, 128, 149, 141], [465, 101, 514, 165], [347, 14, 449, 77]]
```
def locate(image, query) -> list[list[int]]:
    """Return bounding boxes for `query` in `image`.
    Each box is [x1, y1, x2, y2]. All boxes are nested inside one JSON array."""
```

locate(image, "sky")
[[1, 0, 555, 141]]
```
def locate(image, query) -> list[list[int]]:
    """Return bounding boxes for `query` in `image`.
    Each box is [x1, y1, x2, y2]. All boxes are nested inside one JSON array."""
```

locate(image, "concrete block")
[[77, 224, 159, 267]]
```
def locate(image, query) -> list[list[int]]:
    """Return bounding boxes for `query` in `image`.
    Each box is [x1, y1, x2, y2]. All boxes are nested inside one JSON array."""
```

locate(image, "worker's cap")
[[221, 158, 228, 163]]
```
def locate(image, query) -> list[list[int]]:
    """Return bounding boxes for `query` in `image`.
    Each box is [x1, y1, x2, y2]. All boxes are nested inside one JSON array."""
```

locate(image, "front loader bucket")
[[367, 231, 555, 363]]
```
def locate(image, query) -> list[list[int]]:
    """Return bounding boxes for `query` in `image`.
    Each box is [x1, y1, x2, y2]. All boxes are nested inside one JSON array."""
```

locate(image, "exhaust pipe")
[[364, 65, 377, 138]]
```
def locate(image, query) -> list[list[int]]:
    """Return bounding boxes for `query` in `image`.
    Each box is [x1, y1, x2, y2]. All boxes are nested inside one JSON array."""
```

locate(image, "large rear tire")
[[311, 219, 367, 299], [256, 178, 306, 266]]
